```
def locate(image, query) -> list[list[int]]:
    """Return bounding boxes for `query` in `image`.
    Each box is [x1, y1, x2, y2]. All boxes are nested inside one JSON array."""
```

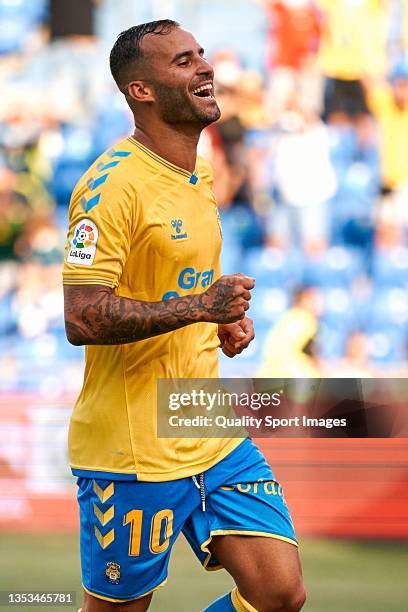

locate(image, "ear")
[[127, 81, 155, 103]]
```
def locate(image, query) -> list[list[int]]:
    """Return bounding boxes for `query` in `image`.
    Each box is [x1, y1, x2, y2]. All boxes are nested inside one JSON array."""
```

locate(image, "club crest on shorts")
[[105, 561, 121, 584], [67, 218, 98, 266]]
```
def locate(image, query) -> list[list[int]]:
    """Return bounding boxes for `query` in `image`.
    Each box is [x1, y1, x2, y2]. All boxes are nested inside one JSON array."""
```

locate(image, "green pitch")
[[0, 534, 407, 611]]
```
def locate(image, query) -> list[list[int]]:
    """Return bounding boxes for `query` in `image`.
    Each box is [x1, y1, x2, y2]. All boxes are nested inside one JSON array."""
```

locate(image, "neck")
[[133, 122, 201, 174]]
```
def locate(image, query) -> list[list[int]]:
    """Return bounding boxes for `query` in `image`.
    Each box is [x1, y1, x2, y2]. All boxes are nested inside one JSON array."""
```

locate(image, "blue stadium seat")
[[220, 240, 241, 275], [242, 246, 302, 290], [0, 0, 48, 54], [55, 330, 84, 361], [303, 246, 363, 288], [318, 322, 349, 360], [321, 287, 357, 330], [318, 287, 357, 360], [0, 0, 47, 22], [54, 124, 95, 166], [179, 0, 267, 73], [249, 286, 289, 326], [366, 326, 407, 365], [372, 247, 408, 288], [219, 206, 265, 252], [0, 291, 17, 335], [50, 162, 89, 207], [49, 125, 96, 206], [0, 17, 31, 54], [92, 98, 133, 154], [362, 287, 408, 332], [328, 125, 379, 249]]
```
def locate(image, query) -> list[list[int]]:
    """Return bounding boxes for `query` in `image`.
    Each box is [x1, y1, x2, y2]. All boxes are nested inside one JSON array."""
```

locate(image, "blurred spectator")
[[14, 259, 63, 339], [0, 0, 48, 56], [323, 331, 376, 377], [328, 119, 380, 251], [0, 168, 28, 260], [387, 0, 408, 64], [207, 53, 251, 208], [263, 0, 322, 116], [14, 216, 63, 264], [317, 0, 387, 124], [258, 286, 321, 377], [204, 53, 266, 251], [367, 57, 408, 192], [267, 106, 337, 252]]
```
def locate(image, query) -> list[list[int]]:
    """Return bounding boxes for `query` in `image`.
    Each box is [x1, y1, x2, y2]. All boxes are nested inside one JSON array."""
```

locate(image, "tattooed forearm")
[[65, 286, 200, 345], [63, 274, 255, 346]]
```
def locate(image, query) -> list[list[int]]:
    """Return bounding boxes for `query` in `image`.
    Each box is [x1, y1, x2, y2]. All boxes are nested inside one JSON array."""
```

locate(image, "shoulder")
[[69, 138, 144, 214]]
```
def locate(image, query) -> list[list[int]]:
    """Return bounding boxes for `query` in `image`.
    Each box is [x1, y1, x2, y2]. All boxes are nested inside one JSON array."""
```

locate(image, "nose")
[[196, 55, 214, 78]]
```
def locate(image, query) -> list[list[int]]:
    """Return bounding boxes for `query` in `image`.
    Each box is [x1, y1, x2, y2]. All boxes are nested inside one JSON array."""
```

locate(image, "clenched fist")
[[198, 274, 255, 324]]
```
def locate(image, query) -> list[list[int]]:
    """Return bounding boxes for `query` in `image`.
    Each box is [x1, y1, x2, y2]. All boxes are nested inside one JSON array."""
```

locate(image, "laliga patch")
[[67, 219, 98, 266]]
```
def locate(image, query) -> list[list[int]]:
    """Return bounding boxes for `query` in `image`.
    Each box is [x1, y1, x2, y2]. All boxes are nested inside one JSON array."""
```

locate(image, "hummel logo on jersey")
[[171, 219, 188, 240]]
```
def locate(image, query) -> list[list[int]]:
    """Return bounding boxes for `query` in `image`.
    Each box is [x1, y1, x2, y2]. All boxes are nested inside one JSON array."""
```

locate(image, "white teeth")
[[192, 83, 213, 94]]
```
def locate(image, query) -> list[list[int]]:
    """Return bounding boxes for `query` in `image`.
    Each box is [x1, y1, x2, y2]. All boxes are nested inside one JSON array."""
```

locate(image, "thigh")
[[208, 535, 303, 612], [77, 476, 195, 604], [209, 533, 302, 589]]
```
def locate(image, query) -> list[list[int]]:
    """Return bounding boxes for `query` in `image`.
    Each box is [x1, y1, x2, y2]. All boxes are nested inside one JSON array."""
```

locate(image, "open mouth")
[[192, 83, 214, 98]]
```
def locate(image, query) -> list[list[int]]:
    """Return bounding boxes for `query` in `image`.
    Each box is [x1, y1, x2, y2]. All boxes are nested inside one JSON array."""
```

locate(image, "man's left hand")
[[218, 317, 255, 358]]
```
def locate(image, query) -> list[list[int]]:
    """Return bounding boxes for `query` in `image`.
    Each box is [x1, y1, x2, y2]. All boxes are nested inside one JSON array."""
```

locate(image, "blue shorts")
[[77, 438, 297, 602]]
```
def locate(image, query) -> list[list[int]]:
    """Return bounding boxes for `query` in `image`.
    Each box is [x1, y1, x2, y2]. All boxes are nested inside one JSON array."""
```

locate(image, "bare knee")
[[274, 581, 306, 612], [241, 578, 306, 612], [266, 580, 306, 612]]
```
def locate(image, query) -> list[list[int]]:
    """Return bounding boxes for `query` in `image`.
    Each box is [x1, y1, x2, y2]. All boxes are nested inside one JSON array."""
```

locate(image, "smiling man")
[[63, 20, 305, 612]]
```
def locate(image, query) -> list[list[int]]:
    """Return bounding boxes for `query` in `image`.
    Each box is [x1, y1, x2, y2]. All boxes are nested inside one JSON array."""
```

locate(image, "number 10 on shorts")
[[124, 509, 174, 556]]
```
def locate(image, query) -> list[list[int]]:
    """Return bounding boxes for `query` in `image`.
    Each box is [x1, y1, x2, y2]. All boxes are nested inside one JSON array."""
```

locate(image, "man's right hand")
[[198, 274, 255, 324], [64, 275, 255, 346]]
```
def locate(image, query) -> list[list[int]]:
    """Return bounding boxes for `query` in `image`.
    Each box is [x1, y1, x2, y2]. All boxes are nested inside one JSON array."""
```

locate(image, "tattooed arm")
[[63, 274, 255, 346]]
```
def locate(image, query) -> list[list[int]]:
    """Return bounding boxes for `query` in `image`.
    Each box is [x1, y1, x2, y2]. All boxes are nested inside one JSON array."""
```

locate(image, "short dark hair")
[[109, 20, 180, 91]]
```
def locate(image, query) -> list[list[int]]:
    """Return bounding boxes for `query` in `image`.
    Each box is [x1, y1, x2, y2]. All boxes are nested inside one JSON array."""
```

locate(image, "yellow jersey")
[[63, 137, 242, 481], [368, 86, 408, 189], [317, 0, 386, 81]]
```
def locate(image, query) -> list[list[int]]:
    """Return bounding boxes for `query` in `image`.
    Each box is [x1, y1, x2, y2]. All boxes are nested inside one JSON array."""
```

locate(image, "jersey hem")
[[70, 438, 244, 482], [72, 468, 138, 481]]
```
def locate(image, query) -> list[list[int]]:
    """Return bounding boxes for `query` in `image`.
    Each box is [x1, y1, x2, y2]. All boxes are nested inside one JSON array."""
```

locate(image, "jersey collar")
[[127, 137, 198, 184]]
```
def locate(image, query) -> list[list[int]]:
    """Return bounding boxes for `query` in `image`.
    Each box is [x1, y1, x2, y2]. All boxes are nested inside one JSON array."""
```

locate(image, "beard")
[[151, 80, 221, 127]]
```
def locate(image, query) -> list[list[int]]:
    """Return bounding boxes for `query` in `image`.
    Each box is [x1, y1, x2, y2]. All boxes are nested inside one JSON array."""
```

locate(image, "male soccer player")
[[63, 20, 305, 612]]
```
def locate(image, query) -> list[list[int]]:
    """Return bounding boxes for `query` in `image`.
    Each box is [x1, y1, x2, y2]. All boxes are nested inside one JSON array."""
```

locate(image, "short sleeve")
[[63, 173, 137, 289]]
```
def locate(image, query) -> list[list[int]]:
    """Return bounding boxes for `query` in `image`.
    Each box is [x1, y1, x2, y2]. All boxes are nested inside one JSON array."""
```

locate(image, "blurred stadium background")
[[0, 0, 407, 610]]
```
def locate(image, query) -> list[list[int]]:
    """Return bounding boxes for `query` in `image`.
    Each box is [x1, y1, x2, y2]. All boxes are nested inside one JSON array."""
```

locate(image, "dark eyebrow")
[[171, 47, 205, 63]]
